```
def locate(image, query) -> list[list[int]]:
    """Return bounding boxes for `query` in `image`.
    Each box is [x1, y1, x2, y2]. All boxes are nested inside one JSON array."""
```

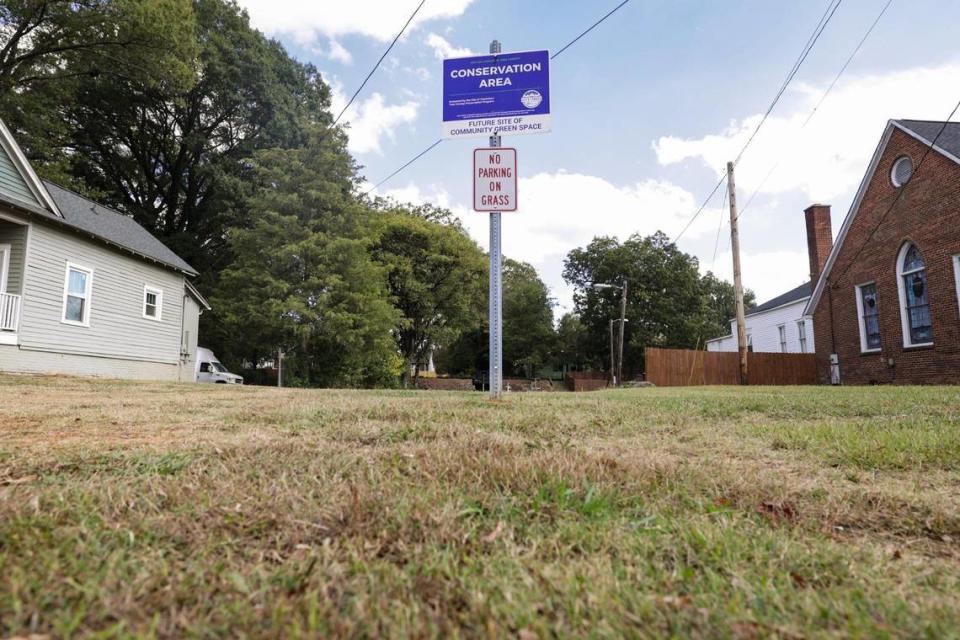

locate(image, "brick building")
[[805, 119, 960, 384]]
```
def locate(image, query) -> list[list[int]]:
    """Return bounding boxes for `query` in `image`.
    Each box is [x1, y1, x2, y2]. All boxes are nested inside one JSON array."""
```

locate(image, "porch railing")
[[0, 292, 21, 332]]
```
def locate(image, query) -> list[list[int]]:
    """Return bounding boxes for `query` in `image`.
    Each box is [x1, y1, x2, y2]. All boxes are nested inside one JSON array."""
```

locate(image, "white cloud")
[[705, 248, 810, 305], [327, 40, 352, 65], [329, 80, 419, 156], [238, 0, 476, 45], [379, 173, 723, 314], [654, 62, 960, 202], [424, 33, 475, 60]]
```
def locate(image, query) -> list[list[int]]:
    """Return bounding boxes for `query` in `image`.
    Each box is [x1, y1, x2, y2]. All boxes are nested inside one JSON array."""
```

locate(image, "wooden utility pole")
[[727, 161, 748, 385]]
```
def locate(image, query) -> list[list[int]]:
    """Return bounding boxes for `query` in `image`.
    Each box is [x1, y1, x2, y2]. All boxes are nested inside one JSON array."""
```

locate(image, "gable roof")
[[0, 116, 196, 276], [897, 119, 960, 161], [804, 119, 960, 315], [0, 119, 62, 215], [747, 281, 811, 317], [39, 182, 198, 276]]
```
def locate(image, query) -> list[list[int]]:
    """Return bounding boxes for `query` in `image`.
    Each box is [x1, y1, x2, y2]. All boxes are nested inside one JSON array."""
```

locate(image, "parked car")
[[195, 347, 243, 384]]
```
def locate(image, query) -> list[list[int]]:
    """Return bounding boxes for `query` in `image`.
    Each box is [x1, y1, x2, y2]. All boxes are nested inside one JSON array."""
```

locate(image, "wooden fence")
[[645, 347, 817, 386], [565, 372, 609, 392]]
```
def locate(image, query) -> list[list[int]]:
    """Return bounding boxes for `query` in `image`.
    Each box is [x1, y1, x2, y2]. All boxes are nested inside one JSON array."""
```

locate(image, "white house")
[[0, 118, 209, 381], [706, 282, 815, 354]]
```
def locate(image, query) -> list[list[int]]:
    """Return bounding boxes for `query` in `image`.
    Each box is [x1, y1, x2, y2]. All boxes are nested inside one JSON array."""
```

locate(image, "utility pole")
[[488, 38, 504, 400], [277, 349, 283, 388], [617, 279, 628, 387], [727, 161, 748, 385]]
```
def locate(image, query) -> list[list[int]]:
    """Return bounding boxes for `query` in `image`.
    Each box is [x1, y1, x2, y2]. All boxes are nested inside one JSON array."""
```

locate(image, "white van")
[[195, 347, 244, 384]]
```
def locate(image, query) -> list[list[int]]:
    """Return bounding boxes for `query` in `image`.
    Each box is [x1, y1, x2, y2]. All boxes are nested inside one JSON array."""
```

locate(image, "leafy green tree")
[[205, 136, 399, 388], [437, 259, 556, 378], [0, 0, 194, 89], [0, 0, 196, 187], [563, 231, 747, 377], [555, 312, 593, 370], [699, 271, 756, 341], [370, 207, 486, 386], [502, 259, 555, 377], [4, 0, 339, 276]]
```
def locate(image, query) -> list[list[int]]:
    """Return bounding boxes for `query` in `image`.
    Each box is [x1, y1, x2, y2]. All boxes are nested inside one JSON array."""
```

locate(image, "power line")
[[672, 0, 842, 243], [737, 0, 894, 220], [364, 138, 443, 196], [732, 0, 843, 166], [711, 187, 728, 269], [551, 0, 632, 60], [364, 0, 633, 195], [831, 98, 960, 285], [672, 171, 727, 243], [332, 0, 426, 128]]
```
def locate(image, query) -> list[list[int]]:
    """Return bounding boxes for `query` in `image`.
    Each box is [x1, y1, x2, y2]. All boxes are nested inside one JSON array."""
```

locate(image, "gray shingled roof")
[[32, 182, 197, 276], [896, 120, 960, 159], [746, 281, 811, 317]]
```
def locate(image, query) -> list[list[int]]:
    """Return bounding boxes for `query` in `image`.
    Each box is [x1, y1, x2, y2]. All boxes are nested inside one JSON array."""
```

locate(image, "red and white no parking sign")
[[473, 148, 517, 212]]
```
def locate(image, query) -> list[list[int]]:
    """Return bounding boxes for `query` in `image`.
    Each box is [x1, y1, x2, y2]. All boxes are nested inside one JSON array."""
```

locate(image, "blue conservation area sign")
[[442, 50, 551, 140]]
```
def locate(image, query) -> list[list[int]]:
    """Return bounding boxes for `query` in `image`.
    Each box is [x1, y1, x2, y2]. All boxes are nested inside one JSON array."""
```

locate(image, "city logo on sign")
[[521, 90, 542, 109]]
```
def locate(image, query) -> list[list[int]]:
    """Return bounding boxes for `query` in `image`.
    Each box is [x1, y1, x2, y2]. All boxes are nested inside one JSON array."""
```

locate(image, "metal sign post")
[[443, 38, 550, 399], [488, 39, 503, 399]]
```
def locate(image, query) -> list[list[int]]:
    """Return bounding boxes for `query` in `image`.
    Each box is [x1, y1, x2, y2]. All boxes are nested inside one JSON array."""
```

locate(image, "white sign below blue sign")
[[442, 50, 551, 140]]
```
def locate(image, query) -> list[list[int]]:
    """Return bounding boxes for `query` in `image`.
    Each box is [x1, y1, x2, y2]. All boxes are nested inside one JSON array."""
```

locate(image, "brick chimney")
[[805, 204, 833, 284]]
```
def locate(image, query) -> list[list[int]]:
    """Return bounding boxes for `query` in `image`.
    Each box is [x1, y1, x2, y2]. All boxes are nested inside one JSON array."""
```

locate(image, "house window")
[[62, 263, 93, 326], [797, 320, 808, 353], [747, 334, 754, 353], [855, 283, 881, 352], [897, 243, 933, 346], [778, 324, 787, 352], [890, 156, 913, 188], [143, 286, 163, 320], [954, 255, 960, 317]]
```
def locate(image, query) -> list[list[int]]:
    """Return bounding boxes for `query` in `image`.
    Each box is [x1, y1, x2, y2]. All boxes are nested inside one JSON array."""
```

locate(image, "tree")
[[699, 271, 756, 341], [0, 0, 193, 90], [370, 206, 486, 386], [0, 0, 196, 187], [563, 231, 744, 377], [437, 258, 556, 378], [555, 312, 593, 370], [502, 259, 555, 377], [3, 0, 339, 277], [204, 135, 400, 388]]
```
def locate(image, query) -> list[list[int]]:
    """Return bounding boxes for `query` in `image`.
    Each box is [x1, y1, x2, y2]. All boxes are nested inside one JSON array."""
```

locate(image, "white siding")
[[179, 294, 201, 382], [0, 345, 179, 380], [0, 218, 26, 294], [17, 217, 186, 366], [707, 335, 735, 352], [707, 299, 815, 354], [0, 143, 41, 208]]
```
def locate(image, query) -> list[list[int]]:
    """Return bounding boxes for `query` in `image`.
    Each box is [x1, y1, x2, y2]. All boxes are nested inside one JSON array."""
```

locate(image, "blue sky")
[[237, 0, 960, 314]]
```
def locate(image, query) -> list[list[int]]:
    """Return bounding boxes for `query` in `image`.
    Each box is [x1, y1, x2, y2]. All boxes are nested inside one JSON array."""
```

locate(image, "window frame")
[[890, 155, 913, 188], [896, 243, 933, 348], [855, 281, 881, 354], [797, 319, 808, 353], [61, 262, 94, 327], [777, 324, 787, 353], [143, 285, 163, 321], [954, 255, 960, 319]]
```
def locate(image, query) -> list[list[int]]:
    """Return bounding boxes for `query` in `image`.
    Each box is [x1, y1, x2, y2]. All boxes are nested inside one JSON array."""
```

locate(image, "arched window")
[[897, 243, 933, 346]]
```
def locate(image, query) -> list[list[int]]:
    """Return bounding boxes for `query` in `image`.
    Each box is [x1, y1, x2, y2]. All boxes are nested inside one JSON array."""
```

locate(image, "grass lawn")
[[1, 375, 959, 638]]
